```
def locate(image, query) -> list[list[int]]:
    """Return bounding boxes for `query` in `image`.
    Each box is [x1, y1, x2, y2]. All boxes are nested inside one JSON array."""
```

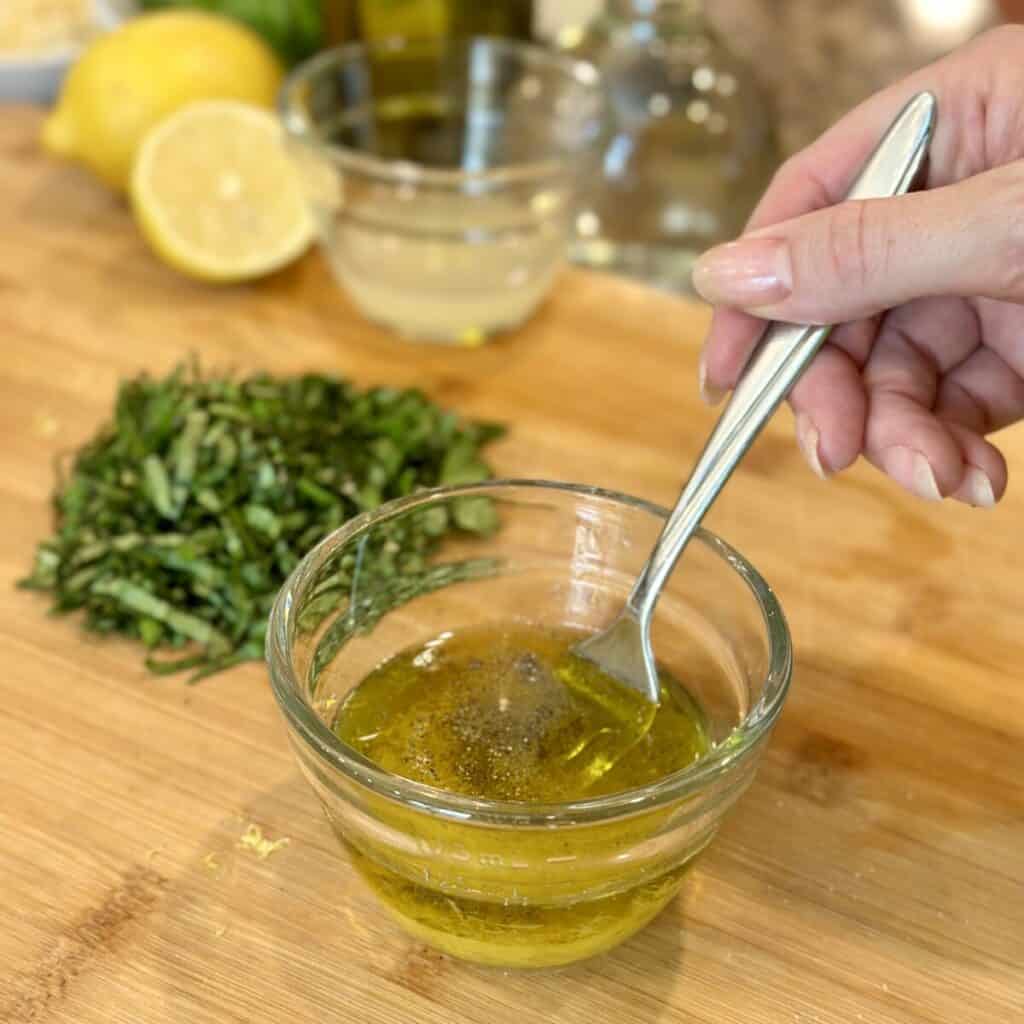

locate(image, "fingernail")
[[698, 353, 726, 406], [795, 413, 829, 480], [962, 466, 995, 508], [692, 237, 793, 308], [881, 446, 942, 502]]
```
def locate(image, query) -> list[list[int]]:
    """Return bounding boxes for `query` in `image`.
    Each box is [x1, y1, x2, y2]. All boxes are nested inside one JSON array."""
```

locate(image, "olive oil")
[[334, 623, 709, 801], [348, 1, 533, 45], [329, 623, 713, 966], [321, 1, 535, 88]]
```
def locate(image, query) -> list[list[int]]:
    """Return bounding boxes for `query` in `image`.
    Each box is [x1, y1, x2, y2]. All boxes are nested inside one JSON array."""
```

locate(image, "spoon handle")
[[629, 90, 937, 618]]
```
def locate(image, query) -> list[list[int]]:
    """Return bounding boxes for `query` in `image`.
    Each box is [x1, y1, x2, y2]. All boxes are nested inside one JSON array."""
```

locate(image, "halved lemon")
[[131, 101, 314, 284]]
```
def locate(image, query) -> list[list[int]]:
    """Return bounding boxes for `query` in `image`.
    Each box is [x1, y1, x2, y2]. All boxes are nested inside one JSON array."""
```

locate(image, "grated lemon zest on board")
[[238, 823, 290, 860]]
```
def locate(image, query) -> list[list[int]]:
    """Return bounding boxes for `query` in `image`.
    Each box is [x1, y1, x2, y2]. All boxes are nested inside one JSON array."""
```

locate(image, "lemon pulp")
[[131, 101, 313, 283]]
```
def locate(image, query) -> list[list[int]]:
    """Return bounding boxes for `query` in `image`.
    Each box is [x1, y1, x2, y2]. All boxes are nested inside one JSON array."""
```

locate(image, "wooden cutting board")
[[1, 107, 1021, 1024]]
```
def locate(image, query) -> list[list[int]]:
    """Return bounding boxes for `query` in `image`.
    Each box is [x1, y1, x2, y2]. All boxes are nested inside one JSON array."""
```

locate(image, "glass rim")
[[266, 480, 793, 826], [278, 36, 606, 191]]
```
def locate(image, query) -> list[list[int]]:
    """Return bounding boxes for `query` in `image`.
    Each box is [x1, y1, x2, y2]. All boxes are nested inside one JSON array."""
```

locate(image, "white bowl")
[[0, 0, 129, 105]]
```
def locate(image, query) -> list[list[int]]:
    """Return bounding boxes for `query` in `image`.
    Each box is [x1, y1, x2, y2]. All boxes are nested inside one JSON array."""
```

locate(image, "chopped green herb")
[[20, 365, 504, 680]]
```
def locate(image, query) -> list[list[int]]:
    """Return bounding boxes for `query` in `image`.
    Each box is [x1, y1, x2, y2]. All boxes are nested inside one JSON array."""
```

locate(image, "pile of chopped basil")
[[20, 365, 504, 680]]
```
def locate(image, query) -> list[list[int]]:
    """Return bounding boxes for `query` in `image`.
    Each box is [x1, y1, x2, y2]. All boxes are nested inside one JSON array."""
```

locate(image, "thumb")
[[692, 162, 1024, 323]]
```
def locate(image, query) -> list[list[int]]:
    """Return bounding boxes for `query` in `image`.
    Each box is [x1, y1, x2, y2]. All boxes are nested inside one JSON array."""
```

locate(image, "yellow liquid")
[[320, 190, 565, 343], [330, 623, 711, 966], [307, 102, 569, 343], [335, 623, 708, 799]]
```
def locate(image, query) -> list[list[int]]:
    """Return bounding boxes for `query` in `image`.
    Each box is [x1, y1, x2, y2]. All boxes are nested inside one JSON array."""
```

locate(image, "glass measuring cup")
[[280, 38, 607, 344]]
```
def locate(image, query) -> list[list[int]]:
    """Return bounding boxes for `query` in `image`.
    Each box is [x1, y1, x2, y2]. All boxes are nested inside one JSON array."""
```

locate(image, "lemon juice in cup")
[[280, 38, 607, 343]]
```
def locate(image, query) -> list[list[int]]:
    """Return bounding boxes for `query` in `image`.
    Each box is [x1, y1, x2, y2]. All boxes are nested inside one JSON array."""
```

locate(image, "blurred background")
[[2, 0, 1022, 331]]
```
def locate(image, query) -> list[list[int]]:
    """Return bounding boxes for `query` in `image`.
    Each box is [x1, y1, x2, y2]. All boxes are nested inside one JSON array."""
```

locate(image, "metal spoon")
[[574, 91, 937, 705]]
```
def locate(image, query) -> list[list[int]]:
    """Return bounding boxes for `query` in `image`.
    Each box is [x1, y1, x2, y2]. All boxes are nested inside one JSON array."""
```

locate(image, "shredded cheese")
[[0, 0, 92, 55]]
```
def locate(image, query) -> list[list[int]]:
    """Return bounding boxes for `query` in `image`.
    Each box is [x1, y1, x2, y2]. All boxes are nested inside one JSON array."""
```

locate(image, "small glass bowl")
[[266, 481, 791, 968], [279, 38, 607, 345]]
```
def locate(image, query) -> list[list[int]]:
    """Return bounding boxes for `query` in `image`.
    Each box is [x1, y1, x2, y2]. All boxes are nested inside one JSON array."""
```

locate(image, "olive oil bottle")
[[322, 0, 535, 45]]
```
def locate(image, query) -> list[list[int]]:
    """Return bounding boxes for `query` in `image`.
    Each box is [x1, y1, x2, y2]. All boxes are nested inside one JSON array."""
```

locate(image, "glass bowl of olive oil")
[[266, 481, 791, 968], [279, 37, 607, 345]]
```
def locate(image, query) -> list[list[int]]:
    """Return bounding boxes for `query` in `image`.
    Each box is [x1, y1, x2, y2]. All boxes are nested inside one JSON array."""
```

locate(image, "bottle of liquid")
[[323, 1, 534, 44], [322, 0, 361, 45], [560, 0, 779, 292]]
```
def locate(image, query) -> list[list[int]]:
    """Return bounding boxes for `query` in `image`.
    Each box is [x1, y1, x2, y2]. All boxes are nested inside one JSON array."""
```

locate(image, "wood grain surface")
[[1, 107, 1021, 1024]]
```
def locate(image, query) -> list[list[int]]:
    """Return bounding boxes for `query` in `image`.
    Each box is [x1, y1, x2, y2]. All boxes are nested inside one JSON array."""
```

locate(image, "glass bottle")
[[344, 1, 534, 43], [322, 0, 361, 45], [561, 0, 779, 292]]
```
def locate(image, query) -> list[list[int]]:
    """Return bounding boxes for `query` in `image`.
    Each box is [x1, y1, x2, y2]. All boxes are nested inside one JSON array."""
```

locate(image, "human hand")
[[693, 26, 1024, 506]]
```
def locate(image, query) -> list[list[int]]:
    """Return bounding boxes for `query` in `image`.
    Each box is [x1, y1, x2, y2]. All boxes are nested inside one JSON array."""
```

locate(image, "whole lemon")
[[42, 11, 284, 192]]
